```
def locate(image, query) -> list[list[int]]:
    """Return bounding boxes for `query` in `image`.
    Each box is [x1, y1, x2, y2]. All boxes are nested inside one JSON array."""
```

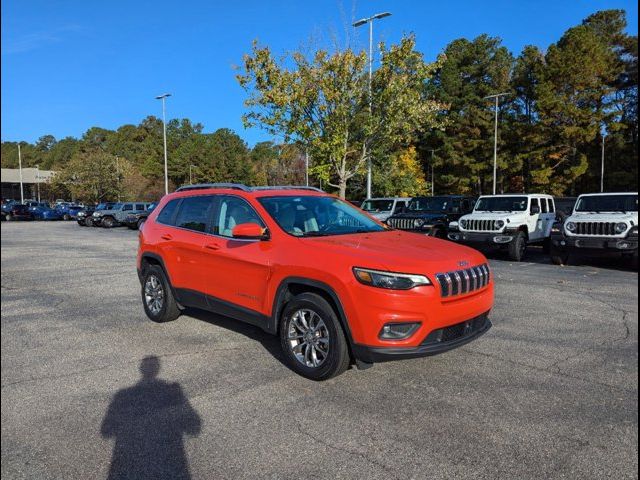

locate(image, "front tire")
[[279, 293, 350, 381], [102, 216, 116, 228], [141, 264, 181, 323], [508, 231, 527, 262], [550, 248, 570, 266], [85, 217, 95, 227], [63, 214, 71, 221]]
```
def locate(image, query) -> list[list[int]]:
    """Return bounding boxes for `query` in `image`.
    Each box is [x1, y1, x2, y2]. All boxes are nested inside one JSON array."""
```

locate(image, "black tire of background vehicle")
[[542, 237, 551, 254], [63, 214, 71, 221], [85, 217, 94, 227], [279, 292, 350, 381], [102, 216, 116, 228], [508, 231, 527, 262], [6, 214, 12, 221], [141, 264, 181, 323], [137, 218, 145, 230], [630, 251, 638, 270], [432, 227, 447, 239]]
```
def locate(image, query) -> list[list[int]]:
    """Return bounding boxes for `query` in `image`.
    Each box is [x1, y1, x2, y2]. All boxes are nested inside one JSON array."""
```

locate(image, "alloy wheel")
[[286, 309, 330, 368], [144, 275, 164, 316]]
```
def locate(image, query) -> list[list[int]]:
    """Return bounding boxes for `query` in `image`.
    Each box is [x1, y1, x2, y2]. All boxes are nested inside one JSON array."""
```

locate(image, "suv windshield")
[[259, 196, 386, 237], [361, 199, 394, 212], [574, 194, 638, 213], [475, 196, 528, 212], [407, 197, 451, 212]]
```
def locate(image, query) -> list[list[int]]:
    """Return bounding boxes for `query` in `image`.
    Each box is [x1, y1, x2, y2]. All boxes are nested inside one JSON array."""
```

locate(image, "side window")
[[157, 199, 181, 226], [393, 201, 406, 213], [530, 198, 540, 213], [122, 204, 133, 211], [540, 198, 548, 213], [174, 196, 216, 233], [463, 199, 473, 213], [135, 204, 145, 211], [216, 196, 264, 238], [548, 198, 555, 213]]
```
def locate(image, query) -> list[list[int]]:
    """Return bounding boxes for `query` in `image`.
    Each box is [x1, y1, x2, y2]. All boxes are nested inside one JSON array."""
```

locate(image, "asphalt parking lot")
[[1, 221, 638, 480]]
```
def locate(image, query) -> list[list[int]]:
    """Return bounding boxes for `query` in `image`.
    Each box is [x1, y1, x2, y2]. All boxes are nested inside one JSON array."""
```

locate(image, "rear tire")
[[508, 231, 527, 262], [141, 264, 181, 323], [279, 293, 350, 381], [85, 217, 95, 227], [63, 214, 71, 221]]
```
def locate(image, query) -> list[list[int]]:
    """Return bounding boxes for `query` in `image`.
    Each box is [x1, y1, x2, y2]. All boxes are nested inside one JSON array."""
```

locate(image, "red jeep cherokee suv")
[[137, 184, 494, 380]]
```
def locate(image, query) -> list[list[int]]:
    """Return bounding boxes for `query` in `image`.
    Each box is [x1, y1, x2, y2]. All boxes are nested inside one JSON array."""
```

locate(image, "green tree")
[[237, 35, 444, 198]]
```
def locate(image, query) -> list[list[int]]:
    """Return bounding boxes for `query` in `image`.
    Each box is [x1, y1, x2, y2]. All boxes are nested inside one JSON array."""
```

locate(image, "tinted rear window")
[[157, 199, 181, 225], [174, 196, 216, 232]]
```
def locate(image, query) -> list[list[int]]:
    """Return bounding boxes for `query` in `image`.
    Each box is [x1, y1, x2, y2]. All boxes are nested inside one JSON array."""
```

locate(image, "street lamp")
[[601, 133, 606, 193], [17, 143, 24, 203], [35, 165, 40, 202], [353, 11, 392, 200], [155, 93, 172, 195], [484, 92, 510, 195], [189, 164, 197, 185]]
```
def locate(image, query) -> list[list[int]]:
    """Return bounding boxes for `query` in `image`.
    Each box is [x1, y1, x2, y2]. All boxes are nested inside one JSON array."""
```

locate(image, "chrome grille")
[[436, 264, 490, 298], [575, 222, 617, 236], [465, 219, 500, 232], [386, 217, 415, 230]]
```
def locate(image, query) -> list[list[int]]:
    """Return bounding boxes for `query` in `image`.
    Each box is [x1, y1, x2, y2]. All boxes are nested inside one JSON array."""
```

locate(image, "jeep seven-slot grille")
[[465, 220, 500, 232], [574, 222, 618, 236], [436, 264, 490, 298], [386, 218, 415, 230]]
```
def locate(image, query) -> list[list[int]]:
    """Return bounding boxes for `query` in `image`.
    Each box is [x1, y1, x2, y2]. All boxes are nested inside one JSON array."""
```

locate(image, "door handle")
[[161, 233, 173, 240], [204, 242, 221, 251]]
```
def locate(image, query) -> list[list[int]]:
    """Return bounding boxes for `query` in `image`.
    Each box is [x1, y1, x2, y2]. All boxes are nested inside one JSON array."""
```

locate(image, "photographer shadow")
[[101, 356, 201, 480]]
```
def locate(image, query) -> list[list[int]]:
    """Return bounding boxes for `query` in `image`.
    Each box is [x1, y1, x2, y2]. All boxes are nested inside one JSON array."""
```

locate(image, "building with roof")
[[1, 168, 56, 201]]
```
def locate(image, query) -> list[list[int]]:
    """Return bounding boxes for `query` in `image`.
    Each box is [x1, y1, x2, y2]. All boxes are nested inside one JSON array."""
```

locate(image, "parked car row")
[[361, 192, 637, 268], [77, 202, 156, 229]]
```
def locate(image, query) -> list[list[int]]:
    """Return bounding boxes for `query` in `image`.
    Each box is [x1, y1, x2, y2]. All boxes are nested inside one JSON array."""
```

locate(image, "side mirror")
[[231, 222, 268, 240], [530, 206, 541, 215]]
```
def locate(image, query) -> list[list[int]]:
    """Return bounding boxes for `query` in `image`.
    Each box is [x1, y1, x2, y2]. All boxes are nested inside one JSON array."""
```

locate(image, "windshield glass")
[[575, 194, 638, 213], [408, 197, 451, 212], [361, 199, 394, 212], [475, 196, 528, 212], [259, 196, 386, 237]]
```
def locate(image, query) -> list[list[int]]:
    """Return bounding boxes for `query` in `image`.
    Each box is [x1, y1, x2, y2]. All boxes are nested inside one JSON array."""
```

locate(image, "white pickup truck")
[[448, 194, 557, 262], [549, 192, 638, 268]]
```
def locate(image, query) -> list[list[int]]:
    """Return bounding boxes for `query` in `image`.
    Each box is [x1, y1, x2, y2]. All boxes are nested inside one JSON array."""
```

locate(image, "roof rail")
[[251, 186, 325, 193], [175, 183, 251, 192]]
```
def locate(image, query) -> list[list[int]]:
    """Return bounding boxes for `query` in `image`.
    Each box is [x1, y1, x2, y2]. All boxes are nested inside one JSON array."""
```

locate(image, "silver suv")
[[360, 197, 410, 222], [92, 202, 152, 228]]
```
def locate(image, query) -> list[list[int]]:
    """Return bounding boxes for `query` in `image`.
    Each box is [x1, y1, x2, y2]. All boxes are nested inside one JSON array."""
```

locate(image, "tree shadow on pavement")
[[101, 356, 201, 480]]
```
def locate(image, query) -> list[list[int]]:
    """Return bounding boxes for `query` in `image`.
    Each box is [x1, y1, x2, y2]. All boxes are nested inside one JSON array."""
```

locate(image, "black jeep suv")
[[385, 195, 476, 238]]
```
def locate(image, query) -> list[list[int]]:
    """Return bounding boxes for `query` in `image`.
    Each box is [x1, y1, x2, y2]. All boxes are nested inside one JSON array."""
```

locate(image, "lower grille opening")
[[421, 314, 488, 345]]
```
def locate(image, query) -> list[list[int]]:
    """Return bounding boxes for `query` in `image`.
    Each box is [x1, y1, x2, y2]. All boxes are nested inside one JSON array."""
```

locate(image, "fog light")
[[493, 236, 513, 244], [379, 322, 421, 340], [617, 242, 630, 249]]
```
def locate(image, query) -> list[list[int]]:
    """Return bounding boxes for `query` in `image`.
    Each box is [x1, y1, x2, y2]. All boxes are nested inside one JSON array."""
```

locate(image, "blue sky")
[[1, 0, 638, 146]]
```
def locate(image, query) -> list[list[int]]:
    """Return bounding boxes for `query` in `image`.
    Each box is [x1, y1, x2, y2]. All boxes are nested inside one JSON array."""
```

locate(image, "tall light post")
[[189, 164, 197, 185], [600, 133, 606, 193], [17, 143, 24, 203], [353, 11, 392, 200], [35, 165, 41, 202], [155, 93, 172, 195], [429, 149, 439, 196], [484, 92, 510, 195]]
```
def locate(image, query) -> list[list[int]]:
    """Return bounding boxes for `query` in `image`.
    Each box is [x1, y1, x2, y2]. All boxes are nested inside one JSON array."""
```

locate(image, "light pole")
[[600, 133, 605, 193], [429, 149, 439, 196], [353, 11, 392, 200], [484, 92, 510, 195], [189, 164, 197, 185], [17, 143, 24, 203], [35, 165, 41, 202], [155, 93, 172, 195]]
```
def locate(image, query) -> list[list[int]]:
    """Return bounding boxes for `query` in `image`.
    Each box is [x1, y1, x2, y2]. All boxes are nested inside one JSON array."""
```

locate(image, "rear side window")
[[540, 198, 548, 213], [123, 204, 133, 211], [548, 199, 555, 212], [135, 204, 145, 210], [174, 196, 216, 232], [157, 199, 181, 225], [530, 198, 539, 212]]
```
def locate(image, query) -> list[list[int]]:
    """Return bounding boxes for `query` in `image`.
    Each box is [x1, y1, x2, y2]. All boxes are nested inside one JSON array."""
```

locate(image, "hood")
[[462, 211, 527, 221], [567, 211, 638, 223], [301, 230, 487, 275]]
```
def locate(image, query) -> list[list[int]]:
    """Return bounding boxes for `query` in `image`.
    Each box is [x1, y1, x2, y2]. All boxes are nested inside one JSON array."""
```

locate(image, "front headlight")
[[353, 267, 431, 290], [413, 219, 425, 228], [494, 220, 505, 229], [566, 221, 577, 232], [460, 219, 468, 229], [615, 222, 628, 234]]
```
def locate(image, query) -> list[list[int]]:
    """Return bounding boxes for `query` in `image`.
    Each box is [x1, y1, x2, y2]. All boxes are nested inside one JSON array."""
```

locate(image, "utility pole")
[[484, 92, 510, 195], [18, 144, 24, 203], [353, 11, 392, 200], [601, 133, 605, 193], [155, 93, 172, 195]]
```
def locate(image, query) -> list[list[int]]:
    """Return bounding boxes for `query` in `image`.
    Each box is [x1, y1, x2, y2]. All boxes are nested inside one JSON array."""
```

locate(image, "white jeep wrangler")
[[448, 194, 556, 262], [549, 192, 638, 268]]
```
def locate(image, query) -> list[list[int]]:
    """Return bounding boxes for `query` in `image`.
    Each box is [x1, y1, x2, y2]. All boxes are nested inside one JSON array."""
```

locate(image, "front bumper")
[[448, 231, 514, 245], [551, 234, 638, 252], [352, 313, 491, 362]]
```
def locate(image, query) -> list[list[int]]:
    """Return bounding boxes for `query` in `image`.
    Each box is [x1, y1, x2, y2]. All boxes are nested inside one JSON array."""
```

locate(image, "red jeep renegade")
[[137, 184, 494, 380]]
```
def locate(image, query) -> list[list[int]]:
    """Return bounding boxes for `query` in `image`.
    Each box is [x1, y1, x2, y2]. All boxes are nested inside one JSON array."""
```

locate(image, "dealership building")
[[1, 168, 56, 201]]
